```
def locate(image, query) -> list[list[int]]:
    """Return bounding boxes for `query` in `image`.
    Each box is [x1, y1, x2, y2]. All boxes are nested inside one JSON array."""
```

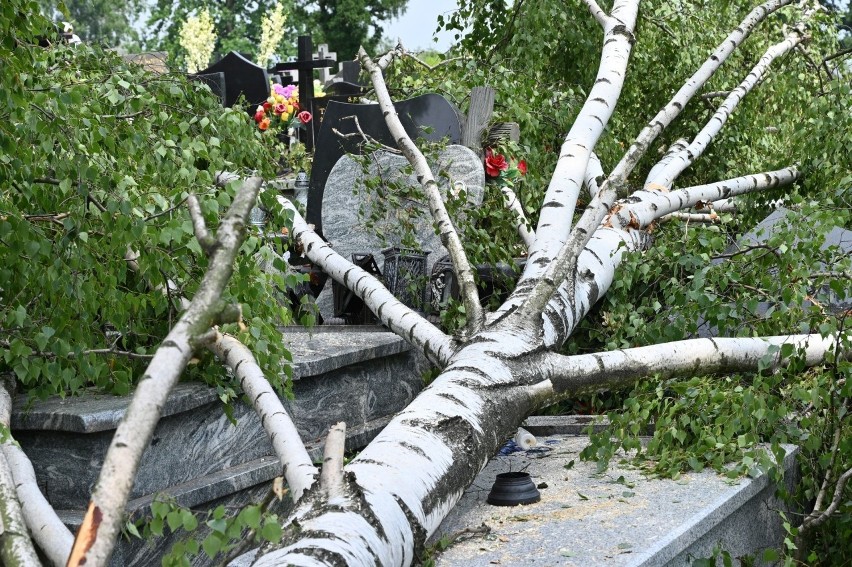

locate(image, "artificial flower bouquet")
[[254, 80, 327, 132], [485, 147, 527, 182], [254, 83, 311, 131]]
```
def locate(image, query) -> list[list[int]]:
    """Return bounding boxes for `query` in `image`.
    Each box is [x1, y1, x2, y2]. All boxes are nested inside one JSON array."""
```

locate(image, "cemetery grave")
[[12, 27, 841, 567]]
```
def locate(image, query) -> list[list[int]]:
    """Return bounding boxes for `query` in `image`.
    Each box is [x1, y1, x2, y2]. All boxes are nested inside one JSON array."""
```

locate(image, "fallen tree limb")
[[537, 334, 840, 396], [275, 196, 455, 366], [68, 177, 264, 567], [208, 332, 317, 502], [0, 379, 41, 566]]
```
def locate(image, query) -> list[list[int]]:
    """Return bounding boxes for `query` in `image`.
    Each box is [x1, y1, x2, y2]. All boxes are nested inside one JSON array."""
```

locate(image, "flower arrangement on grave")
[[254, 81, 326, 132], [484, 147, 527, 183]]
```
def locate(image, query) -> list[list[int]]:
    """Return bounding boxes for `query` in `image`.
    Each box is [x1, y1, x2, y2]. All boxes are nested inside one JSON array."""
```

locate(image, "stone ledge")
[[11, 383, 219, 433], [11, 326, 411, 433], [282, 325, 411, 380], [433, 435, 796, 566]]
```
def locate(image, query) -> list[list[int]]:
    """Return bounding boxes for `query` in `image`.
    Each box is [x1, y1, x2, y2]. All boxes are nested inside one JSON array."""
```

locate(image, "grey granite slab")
[[282, 326, 412, 379], [433, 435, 796, 566], [56, 415, 395, 567], [12, 328, 412, 433], [11, 382, 219, 433]]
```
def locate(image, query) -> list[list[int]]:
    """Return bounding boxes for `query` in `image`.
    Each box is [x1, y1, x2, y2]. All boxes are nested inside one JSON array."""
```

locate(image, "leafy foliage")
[[125, 495, 285, 566], [0, 1, 298, 399]]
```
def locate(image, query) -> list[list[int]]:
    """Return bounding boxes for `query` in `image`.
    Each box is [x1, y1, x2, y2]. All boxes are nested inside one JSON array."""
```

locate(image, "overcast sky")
[[383, 0, 461, 51]]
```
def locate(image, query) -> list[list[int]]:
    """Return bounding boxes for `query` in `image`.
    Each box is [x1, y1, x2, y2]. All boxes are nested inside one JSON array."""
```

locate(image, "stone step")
[[11, 326, 427, 566], [433, 428, 796, 566]]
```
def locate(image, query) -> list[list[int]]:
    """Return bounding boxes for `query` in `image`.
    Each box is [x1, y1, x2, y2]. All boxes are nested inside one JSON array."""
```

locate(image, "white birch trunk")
[[522, 0, 639, 276]]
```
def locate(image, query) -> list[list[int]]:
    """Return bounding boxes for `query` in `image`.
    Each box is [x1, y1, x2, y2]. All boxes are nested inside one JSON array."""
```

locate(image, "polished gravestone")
[[306, 94, 464, 237], [314, 144, 485, 320], [189, 71, 226, 105], [196, 51, 270, 111]]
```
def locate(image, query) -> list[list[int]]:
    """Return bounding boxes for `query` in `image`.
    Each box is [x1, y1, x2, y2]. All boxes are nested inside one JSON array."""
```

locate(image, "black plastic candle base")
[[486, 472, 541, 506]]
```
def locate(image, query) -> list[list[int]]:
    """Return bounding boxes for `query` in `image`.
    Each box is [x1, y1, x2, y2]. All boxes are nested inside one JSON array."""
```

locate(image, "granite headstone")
[[314, 144, 484, 319], [306, 94, 464, 236], [196, 51, 270, 111]]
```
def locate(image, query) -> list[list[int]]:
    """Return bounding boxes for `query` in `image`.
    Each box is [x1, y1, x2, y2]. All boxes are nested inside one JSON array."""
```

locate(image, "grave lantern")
[[382, 247, 430, 312]]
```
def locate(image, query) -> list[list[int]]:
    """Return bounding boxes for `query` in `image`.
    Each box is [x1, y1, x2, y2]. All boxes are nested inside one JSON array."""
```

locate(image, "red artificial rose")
[[298, 111, 312, 124], [273, 103, 287, 115], [262, 101, 272, 111], [517, 160, 527, 175], [254, 110, 265, 123], [485, 148, 509, 178]]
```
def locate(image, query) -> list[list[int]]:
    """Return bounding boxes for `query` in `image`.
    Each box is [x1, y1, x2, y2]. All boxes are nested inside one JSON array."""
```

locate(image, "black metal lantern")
[[382, 247, 430, 312]]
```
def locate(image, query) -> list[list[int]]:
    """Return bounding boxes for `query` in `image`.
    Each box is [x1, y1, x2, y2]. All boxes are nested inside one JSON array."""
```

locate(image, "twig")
[[711, 243, 783, 262], [699, 90, 731, 100], [187, 193, 217, 253], [331, 115, 401, 154], [144, 196, 188, 222]]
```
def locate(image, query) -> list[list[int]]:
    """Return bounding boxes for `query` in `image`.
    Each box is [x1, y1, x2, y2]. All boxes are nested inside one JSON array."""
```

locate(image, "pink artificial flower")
[[272, 84, 286, 96], [485, 148, 509, 178], [273, 103, 287, 115], [298, 111, 312, 124]]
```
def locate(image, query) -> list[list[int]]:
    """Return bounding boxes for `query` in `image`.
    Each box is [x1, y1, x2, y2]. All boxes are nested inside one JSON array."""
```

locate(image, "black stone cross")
[[272, 36, 336, 150]]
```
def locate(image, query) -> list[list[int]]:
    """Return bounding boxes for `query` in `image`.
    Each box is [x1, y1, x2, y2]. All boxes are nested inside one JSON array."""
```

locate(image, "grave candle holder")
[[382, 247, 430, 312]]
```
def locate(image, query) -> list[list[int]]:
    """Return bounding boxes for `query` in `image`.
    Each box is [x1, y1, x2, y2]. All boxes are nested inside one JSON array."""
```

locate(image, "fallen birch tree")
[[2, 0, 849, 564]]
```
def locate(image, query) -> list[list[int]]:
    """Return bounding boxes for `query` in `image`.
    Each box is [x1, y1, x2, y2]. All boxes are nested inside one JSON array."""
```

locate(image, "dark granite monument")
[[196, 51, 270, 111]]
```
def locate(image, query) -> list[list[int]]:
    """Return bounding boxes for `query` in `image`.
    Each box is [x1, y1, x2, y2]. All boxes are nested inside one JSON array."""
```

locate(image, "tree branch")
[[500, 185, 535, 249], [187, 193, 217, 254], [358, 47, 484, 336], [67, 177, 264, 567], [208, 332, 317, 502], [646, 5, 813, 189], [582, 0, 609, 27], [276, 196, 455, 366], [320, 422, 347, 502], [0, 379, 41, 566], [536, 334, 842, 397], [616, 167, 799, 228]]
